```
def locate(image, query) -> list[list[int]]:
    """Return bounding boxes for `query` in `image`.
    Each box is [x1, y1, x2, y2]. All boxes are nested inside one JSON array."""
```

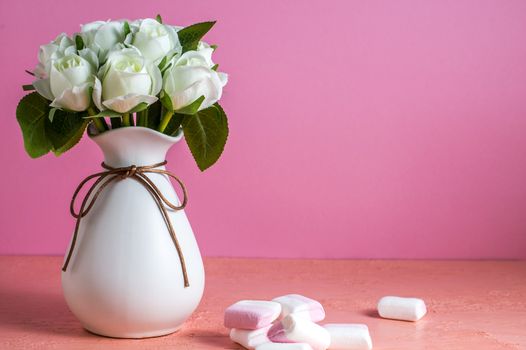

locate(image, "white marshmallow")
[[268, 314, 331, 350], [256, 343, 314, 350], [272, 294, 326, 322], [377, 296, 427, 321], [323, 324, 372, 350], [230, 325, 272, 349]]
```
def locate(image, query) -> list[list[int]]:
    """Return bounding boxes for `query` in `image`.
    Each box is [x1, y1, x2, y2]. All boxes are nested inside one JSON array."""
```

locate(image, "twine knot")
[[121, 165, 138, 179], [61, 160, 190, 288]]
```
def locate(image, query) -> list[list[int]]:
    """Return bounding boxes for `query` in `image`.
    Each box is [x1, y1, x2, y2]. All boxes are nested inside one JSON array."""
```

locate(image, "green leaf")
[[158, 56, 168, 70], [127, 102, 149, 114], [16, 93, 89, 157], [156, 14, 163, 23], [178, 21, 216, 52], [161, 62, 173, 73], [16, 92, 53, 158], [164, 113, 184, 136], [83, 110, 122, 119], [211, 64, 219, 71], [175, 95, 205, 115], [182, 103, 228, 171], [210, 44, 218, 50], [22, 84, 35, 91], [75, 35, 84, 50], [45, 109, 88, 156], [158, 52, 177, 72], [123, 21, 131, 37], [160, 90, 174, 111]]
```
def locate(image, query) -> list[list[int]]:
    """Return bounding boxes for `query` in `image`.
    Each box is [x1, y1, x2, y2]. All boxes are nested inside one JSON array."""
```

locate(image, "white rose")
[[34, 33, 75, 79], [93, 47, 161, 113], [131, 18, 180, 63], [80, 20, 126, 62], [163, 48, 227, 112], [197, 41, 211, 51], [33, 54, 94, 112]]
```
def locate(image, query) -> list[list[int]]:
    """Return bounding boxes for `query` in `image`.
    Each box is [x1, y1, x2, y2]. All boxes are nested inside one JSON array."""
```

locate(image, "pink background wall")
[[1, 0, 526, 258]]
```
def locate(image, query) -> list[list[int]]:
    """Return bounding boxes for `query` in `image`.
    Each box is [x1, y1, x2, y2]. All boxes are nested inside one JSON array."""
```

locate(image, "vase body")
[[61, 127, 205, 338]]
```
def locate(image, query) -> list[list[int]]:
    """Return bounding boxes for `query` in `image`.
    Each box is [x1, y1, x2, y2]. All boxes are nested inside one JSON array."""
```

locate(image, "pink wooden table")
[[0, 257, 525, 349]]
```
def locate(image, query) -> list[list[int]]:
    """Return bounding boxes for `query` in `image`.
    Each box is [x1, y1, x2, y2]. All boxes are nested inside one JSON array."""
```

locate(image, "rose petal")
[[102, 94, 157, 113], [92, 77, 104, 111], [33, 78, 54, 101], [50, 83, 91, 112]]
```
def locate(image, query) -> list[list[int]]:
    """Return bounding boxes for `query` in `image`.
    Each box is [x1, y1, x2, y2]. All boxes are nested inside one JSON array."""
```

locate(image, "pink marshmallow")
[[272, 294, 326, 322], [224, 300, 282, 329]]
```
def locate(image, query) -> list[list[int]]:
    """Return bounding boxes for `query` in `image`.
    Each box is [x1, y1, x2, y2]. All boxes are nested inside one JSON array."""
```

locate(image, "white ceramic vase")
[[61, 126, 205, 338]]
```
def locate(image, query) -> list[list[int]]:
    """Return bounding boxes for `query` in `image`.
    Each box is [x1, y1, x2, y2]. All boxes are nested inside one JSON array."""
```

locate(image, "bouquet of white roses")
[[17, 15, 228, 170]]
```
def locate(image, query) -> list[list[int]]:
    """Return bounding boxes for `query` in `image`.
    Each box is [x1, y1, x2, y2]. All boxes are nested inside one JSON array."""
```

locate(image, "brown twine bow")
[[61, 160, 190, 288]]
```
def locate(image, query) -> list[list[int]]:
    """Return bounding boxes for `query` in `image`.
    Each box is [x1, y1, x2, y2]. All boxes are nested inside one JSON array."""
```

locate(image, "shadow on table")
[[0, 288, 240, 346], [361, 308, 382, 319], [0, 287, 93, 338]]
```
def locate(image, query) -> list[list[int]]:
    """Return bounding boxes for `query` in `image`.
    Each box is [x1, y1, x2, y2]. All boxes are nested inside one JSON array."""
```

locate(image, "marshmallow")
[[230, 325, 272, 349], [272, 294, 326, 322], [268, 314, 331, 350], [377, 296, 427, 321], [256, 343, 314, 350], [225, 300, 282, 329], [323, 324, 372, 350]]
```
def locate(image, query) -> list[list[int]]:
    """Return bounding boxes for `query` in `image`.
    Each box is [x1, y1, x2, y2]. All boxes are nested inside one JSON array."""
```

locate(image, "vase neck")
[[90, 126, 183, 168]]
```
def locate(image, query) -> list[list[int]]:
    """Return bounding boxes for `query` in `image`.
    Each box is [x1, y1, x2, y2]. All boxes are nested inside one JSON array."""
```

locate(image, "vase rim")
[[88, 125, 184, 144]]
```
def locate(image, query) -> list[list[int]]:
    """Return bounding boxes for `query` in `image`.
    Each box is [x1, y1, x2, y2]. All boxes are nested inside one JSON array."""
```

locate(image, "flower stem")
[[158, 110, 173, 133], [88, 107, 108, 133], [122, 113, 131, 127], [137, 110, 148, 127], [110, 117, 122, 129], [144, 110, 149, 127]]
